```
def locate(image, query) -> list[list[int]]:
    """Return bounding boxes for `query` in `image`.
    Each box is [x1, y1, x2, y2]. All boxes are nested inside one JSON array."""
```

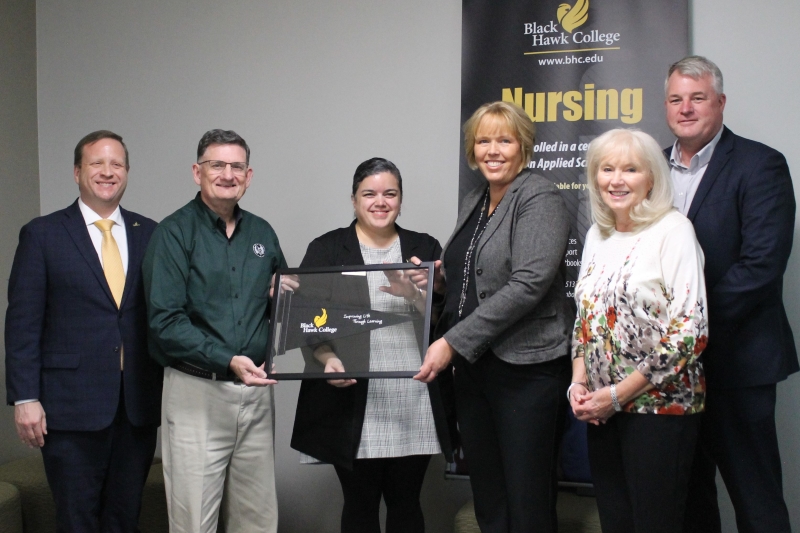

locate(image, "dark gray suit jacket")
[[441, 169, 572, 364]]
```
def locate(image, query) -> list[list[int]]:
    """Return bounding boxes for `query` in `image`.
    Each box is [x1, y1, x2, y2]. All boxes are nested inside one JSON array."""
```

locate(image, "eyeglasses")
[[198, 160, 248, 176]]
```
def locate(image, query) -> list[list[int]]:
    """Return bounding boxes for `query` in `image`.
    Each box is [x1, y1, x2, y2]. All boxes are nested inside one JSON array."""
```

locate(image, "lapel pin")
[[133, 222, 140, 227]]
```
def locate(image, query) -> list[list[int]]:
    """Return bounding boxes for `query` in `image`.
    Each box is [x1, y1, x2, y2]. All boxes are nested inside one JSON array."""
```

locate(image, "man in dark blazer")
[[664, 56, 797, 533], [5, 130, 162, 532]]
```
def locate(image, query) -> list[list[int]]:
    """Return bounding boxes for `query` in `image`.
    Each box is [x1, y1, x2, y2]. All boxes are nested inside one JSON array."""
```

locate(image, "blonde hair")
[[463, 101, 535, 173], [585, 129, 674, 237]]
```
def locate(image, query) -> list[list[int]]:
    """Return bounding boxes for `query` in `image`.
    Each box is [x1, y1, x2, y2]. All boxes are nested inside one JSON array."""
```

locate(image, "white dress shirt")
[[669, 127, 724, 216], [78, 199, 129, 275]]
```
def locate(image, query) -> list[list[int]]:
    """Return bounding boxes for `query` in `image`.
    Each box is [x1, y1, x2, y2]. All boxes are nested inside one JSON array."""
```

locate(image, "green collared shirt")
[[143, 194, 287, 375]]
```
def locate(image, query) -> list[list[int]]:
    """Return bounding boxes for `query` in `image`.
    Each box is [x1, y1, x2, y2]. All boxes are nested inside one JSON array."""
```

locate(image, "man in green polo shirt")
[[143, 129, 286, 533]]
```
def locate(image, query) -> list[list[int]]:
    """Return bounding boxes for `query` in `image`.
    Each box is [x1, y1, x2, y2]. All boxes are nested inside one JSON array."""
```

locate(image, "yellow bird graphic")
[[314, 308, 328, 328], [557, 0, 589, 33]]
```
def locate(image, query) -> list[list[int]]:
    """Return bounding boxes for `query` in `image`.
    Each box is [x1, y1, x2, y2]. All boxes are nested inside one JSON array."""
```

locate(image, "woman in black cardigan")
[[290, 157, 455, 533]]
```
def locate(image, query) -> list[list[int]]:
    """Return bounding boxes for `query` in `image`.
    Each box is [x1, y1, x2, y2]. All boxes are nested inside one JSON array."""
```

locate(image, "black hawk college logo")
[[252, 243, 266, 257]]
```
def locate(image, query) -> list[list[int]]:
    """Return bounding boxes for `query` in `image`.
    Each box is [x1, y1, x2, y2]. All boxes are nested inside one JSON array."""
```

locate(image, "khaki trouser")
[[161, 367, 277, 533]]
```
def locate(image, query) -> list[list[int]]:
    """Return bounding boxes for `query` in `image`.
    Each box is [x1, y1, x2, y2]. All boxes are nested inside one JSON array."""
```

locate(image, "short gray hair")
[[665, 55, 724, 96], [197, 129, 250, 165], [585, 128, 675, 238]]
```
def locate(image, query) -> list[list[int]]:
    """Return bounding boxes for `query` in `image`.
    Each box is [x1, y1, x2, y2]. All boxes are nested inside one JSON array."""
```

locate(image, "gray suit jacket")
[[442, 169, 572, 364]]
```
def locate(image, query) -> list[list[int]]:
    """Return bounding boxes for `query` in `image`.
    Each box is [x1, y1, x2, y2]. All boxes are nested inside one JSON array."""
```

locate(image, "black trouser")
[[334, 454, 432, 533], [40, 380, 158, 533], [587, 412, 699, 533], [683, 385, 791, 533], [453, 352, 569, 533]]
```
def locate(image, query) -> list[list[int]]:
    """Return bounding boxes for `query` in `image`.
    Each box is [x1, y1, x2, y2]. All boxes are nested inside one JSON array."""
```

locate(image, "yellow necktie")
[[94, 219, 126, 307], [94, 219, 126, 370]]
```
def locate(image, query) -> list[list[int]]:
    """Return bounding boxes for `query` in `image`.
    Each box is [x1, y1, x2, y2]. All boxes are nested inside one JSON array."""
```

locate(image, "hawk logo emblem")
[[557, 0, 589, 33], [314, 308, 328, 328]]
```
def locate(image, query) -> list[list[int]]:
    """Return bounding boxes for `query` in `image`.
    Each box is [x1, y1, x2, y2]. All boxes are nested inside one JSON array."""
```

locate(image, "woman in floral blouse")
[[570, 128, 708, 533]]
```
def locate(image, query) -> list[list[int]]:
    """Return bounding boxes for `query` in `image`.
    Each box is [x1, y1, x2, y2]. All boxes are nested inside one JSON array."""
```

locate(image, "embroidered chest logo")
[[252, 243, 266, 257]]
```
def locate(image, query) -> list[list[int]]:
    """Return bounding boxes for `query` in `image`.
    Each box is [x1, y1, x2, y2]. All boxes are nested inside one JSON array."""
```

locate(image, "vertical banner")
[[461, 0, 688, 294], [452, 0, 688, 482]]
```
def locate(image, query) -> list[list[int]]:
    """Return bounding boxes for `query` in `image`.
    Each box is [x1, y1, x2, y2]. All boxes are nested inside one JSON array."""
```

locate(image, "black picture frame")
[[266, 262, 434, 380]]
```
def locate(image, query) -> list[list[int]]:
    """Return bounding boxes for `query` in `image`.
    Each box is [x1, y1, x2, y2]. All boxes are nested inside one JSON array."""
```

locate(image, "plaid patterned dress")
[[354, 239, 440, 458]]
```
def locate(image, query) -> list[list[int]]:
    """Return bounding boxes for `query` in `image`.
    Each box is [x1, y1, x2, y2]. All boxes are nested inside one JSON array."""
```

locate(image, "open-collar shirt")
[[669, 126, 724, 216]]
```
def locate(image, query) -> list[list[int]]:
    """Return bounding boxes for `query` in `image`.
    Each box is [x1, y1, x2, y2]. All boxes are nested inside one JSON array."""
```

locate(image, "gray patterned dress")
[[355, 238, 440, 458]]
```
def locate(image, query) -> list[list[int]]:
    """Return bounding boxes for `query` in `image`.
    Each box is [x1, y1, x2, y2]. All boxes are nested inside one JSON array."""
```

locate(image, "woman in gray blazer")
[[415, 101, 572, 532]]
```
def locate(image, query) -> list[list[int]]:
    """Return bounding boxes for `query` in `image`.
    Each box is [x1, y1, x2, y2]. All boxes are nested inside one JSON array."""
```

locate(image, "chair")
[[0, 481, 23, 533], [0, 454, 168, 533]]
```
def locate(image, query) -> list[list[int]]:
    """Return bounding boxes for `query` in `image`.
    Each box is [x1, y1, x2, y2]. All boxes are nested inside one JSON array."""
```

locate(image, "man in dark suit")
[[664, 56, 798, 533], [5, 130, 163, 532]]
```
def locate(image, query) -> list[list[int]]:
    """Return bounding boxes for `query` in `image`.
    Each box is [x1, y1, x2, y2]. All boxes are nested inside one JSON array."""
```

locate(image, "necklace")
[[459, 188, 498, 318]]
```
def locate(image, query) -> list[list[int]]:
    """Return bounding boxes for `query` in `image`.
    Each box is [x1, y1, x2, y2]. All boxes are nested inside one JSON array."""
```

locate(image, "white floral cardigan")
[[572, 211, 708, 415]]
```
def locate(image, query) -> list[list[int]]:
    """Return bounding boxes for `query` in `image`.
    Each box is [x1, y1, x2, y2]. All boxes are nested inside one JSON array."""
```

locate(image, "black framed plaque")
[[266, 262, 435, 380]]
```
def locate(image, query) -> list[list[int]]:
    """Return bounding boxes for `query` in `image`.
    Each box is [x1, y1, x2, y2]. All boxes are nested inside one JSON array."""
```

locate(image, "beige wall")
[[692, 3, 800, 529], [32, 1, 470, 532], [0, 0, 39, 464]]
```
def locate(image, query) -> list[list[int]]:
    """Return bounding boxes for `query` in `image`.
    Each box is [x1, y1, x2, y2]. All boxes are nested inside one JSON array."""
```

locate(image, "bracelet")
[[566, 381, 587, 401], [610, 384, 622, 412]]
